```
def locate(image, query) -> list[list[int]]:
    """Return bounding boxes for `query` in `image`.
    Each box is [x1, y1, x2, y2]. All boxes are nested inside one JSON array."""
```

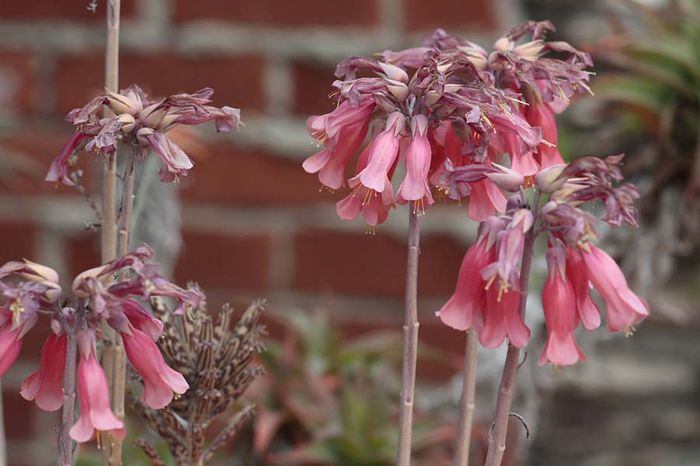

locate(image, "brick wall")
[[0, 0, 516, 463]]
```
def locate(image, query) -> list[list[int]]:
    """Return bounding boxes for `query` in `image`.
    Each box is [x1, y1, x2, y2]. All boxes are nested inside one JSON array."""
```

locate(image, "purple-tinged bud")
[[72, 265, 107, 298], [140, 103, 166, 129], [117, 113, 136, 133], [535, 164, 566, 193], [107, 91, 142, 115], [424, 90, 441, 106], [511, 208, 534, 232], [514, 40, 545, 61], [386, 79, 409, 101], [378, 62, 409, 83], [486, 163, 525, 192], [493, 36, 513, 52], [136, 127, 155, 146]]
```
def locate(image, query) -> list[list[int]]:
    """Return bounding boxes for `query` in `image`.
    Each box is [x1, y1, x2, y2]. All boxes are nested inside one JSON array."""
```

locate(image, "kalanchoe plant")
[[438, 155, 648, 465], [131, 299, 264, 466], [0, 245, 202, 463], [47, 85, 240, 184], [303, 21, 592, 225], [302, 20, 594, 466]]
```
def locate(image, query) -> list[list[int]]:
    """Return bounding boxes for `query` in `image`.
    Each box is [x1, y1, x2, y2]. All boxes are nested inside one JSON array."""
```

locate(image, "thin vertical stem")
[[483, 192, 541, 466], [396, 210, 421, 466], [59, 325, 78, 466], [101, 1, 122, 465], [454, 330, 478, 466]]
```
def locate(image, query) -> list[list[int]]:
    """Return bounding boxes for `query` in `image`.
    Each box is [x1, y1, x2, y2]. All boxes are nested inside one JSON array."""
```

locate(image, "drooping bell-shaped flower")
[[350, 112, 405, 193], [437, 218, 504, 331], [479, 286, 530, 348], [397, 115, 434, 213], [539, 246, 586, 365], [122, 326, 188, 409], [565, 246, 601, 330], [581, 245, 648, 332], [20, 332, 67, 411], [0, 324, 22, 378], [70, 331, 124, 442]]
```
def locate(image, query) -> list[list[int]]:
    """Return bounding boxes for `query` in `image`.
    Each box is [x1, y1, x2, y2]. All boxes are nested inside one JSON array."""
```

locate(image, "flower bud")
[[535, 164, 566, 193], [378, 62, 409, 83], [423, 89, 441, 107], [514, 40, 545, 62], [386, 80, 409, 101], [136, 127, 155, 146], [117, 113, 136, 133], [107, 91, 141, 115], [486, 163, 525, 192], [22, 260, 59, 284], [140, 103, 166, 128], [494, 36, 513, 52], [72, 265, 107, 298]]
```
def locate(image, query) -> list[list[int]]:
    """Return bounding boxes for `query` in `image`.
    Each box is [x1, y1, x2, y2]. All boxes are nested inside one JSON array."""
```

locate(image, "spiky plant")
[[130, 298, 265, 465]]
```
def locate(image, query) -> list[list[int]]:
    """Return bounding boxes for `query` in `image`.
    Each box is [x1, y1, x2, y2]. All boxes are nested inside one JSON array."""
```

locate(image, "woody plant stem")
[[454, 329, 478, 466], [483, 190, 541, 466], [100, 1, 126, 465], [396, 209, 421, 466]]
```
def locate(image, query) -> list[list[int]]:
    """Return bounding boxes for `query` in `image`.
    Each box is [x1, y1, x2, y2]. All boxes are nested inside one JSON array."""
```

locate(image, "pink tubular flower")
[[525, 97, 564, 168], [20, 332, 66, 411], [0, 325, 22, 377], [581, 245, 648, 332], [437, 218, 503, 331], [565, 247, 601, 330], [397, 115, 434, 212], [467, 180, 507, 221], [479, 287, 530, 348], [539, 246, 586, 366], [351, 112, 405, 193], [121, 299, 163, 340], [70, 333, 123, 442], [303, 99, 373, 190], [122, 327, 188, 409]]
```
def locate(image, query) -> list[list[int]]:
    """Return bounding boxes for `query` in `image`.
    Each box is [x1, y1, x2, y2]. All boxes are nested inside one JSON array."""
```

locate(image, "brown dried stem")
[[396, 210, 421, 466], [59, 314, 79, 466], [101, 0, 123, 464]]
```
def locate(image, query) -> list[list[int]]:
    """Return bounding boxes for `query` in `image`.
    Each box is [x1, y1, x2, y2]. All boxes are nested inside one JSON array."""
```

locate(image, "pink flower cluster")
[[438, 156, 649, 366], [0, 245, 202, 442], [304, 21, 592, 226], [47, 85, 240, 184]]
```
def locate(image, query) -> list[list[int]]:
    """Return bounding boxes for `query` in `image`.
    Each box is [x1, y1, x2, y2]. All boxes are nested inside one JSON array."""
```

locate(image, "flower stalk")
[[101, 1, 124, 464], [483, 190, 541, 466], [397, 210, 421, 466], [454, 329, 478, 466], [59, 315, 79, 466]]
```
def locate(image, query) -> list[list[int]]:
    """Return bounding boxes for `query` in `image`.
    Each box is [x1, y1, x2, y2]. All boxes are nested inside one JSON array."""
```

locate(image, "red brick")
[[175, 231, 270, 290], [0, 222, 35, 264], [67, 231, 100, 278], [0, 53, 36, 115], [0, 128, 98, 197], [292, 61, 336, 116], [180, 143, 333, 205], [173, 0, 378, 27], [55, 53, 265, 116], [0, 0, 135, 20], [3, 390, 34, 440], [405, 0, 495, 31], [293, 229, 465, 297]]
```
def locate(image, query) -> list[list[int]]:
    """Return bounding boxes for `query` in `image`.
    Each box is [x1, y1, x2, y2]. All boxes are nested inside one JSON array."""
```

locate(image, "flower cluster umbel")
[[303, 21, 592, 226], [438, 156, 649, 365], [47, 85, 240, 184], [0, 244, 203, 442]]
